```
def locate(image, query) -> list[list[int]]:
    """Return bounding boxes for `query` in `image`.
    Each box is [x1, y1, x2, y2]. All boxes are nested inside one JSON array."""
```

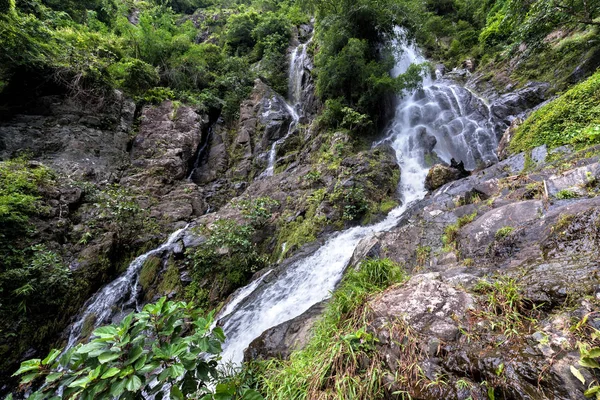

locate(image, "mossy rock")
[[139, 255, 161, 291]]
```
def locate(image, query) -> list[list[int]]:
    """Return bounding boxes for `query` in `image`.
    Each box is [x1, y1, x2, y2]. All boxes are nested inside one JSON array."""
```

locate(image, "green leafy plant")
[[495, 226, 515, 240], [13, 297, 263, 400], [555, 189, 580, 200], [234, 197, 279, 229]]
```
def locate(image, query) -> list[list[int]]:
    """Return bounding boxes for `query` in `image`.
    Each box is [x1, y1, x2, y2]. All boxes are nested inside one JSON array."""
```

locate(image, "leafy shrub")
[[188, 218, 267, 290], [235, 197, 279, 228], [495, 226, 514, 239], [12, 297, 263, 400], [225, 11, 259, 56], [108, 58, 159, 95]]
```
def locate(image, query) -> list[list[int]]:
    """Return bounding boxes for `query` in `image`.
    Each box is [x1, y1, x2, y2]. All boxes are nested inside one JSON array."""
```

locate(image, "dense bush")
[[0, 0, 304, 121]]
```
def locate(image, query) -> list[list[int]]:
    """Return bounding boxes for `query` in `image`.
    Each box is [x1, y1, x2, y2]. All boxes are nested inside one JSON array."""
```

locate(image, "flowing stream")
[[217, 36, 498, 366], [64, 227, 188, 349]]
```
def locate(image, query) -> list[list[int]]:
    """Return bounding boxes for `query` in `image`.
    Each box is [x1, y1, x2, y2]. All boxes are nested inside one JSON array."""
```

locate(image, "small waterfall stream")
[[217, 36, 498, 367], [64, 227, 188, 349], [261, 40, 310, 177]]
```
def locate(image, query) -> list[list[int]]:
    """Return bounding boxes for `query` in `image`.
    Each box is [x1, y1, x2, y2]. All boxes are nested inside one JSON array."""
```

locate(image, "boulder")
[[490, 82, 550, 127], [243, 301, 327, 361], [424, 160, 469, 191], [369, 273, 475, 341]]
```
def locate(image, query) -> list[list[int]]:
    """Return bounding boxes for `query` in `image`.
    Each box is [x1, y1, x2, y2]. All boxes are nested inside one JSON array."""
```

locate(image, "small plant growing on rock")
[[442, 212, 477, 250], [415, 245, 431, 268], [472, 276, 539, 338], [235, 196, 279, 228], [495, 226, 515, 240], [556, 189, 579, 199], [569, 313, 600, 398]]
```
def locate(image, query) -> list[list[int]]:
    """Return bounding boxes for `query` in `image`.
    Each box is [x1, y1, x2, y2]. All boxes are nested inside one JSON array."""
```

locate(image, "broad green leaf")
[[137, 361, 160, 374], [20, 372, 39, 384], [12, 359, 41, 376], [133, 354, 147, 370], [98, 351, 121, 364], [77, 342, 105, 355], [118, 365, 134, 378], [109, 379, 127, 397], [588, 348, 600, 358], [213, 327, 226, 342], [580, 357, 600, 369], [125, 375, 142, 392], [169, 363, 185, 379], [215, 382, 236, 396], [584, 386, 600, 397], [89, 365, 102, 380], [93, 326, 118, 338], [68, 376, 91, 388], [170, 385, 185, 400], [126, 345, 144, 365], [42, 349, 63, 366], [59, 348, 75, 368], [45, 372, 63, 383], [571, 365, 586, 384], [101, 367, 121, 379]]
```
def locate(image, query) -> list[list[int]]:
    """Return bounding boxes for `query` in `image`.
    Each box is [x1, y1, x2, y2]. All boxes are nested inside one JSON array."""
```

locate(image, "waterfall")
[[261, 39, 310, 178], [217, 34, 498, 366], [64, 227, 188, 350]]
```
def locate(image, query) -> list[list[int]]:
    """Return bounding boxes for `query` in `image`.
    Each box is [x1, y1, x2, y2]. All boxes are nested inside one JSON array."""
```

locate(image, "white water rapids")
[[64, 227, 188, 349], [217, 37, 497, 366]]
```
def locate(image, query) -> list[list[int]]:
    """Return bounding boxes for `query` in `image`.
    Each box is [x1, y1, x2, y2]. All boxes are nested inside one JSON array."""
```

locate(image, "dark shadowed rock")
[[243, 301, 327, 361]]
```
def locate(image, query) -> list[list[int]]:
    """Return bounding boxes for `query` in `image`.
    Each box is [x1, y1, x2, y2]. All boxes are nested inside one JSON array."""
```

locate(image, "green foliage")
[[92, 184, 156, 240], [495, 226, 514, 239], [187, 215, 269, 298], [13, 297, 263, 400], [442, 212, 478, 249], [255, 258, 405, 399], [472, 276, 538, 338], [510, 70, 600, 153], [235, 197, 280, 229], [556, 189, 580, 199], [341, 187, 369, 221], [0, 0, 305, 121], [108, 57, 159, 95], [306, 0, 426, 132], [0, 158, 53, 230]]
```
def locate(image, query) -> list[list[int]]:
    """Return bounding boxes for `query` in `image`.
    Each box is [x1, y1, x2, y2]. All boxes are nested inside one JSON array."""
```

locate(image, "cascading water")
[[64, 227, 188, 350], [261, 40, 310, 177], [217, 35, 499, 367]]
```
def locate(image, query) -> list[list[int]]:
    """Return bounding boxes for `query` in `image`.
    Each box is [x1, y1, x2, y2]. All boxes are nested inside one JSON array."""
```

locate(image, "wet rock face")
[[243, 301, 327, 361], [0, 91, 134, 180], [232, 79, 295, 178]]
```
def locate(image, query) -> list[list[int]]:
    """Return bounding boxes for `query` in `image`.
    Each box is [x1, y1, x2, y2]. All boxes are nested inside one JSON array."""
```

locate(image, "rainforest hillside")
[[1, 0, 600, 399]]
